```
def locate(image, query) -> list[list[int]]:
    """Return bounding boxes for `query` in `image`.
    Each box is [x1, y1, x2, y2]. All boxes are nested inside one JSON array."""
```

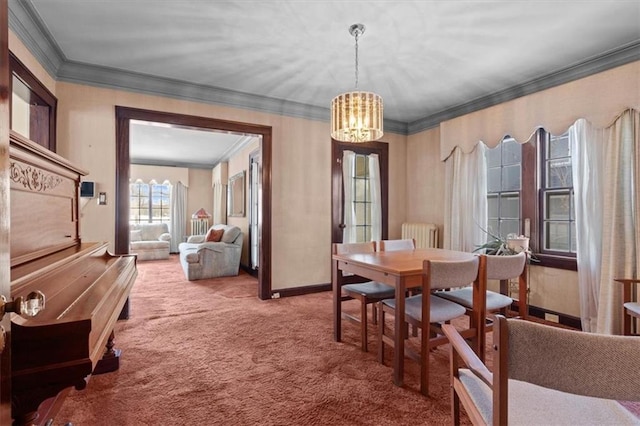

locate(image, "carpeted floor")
[[54, 255, 640, 425], [55, 255, 467, 425]]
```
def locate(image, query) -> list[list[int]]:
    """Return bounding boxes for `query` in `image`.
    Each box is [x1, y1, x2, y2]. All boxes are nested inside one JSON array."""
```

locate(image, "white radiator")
[[191, 218, 210, 236], [401, 223, 439, 249]]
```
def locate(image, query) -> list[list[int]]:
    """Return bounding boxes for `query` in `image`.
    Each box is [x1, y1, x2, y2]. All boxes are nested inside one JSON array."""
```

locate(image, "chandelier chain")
[[354, 30, 359, 89]]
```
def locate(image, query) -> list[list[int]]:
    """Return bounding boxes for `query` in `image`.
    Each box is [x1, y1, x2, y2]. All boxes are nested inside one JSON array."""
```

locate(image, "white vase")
[[507, 237, 529, 253]]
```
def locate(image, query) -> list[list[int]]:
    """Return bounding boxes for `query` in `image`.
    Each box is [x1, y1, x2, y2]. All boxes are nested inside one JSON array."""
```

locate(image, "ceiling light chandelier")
[[331, 23, 383, 143]]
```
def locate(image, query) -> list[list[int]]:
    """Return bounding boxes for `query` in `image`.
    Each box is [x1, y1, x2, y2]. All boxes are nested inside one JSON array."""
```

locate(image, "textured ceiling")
[[9, 1, 640, 165]]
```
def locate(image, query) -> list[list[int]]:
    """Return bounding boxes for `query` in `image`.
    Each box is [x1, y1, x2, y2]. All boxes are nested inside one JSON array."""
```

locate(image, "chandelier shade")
[[331, 23, 384, 143], [331, 91, 383, 143]]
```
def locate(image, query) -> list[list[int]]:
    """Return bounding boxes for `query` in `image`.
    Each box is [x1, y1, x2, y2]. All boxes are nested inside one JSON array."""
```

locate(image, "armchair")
[[130, 222, 171, 261], [442, 316, 640, 425], [178, 224, 243, 280]]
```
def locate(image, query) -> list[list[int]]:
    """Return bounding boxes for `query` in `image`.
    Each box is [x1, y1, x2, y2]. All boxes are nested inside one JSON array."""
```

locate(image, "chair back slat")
[[333, 241, 376, 255], [378, 239, 415, 252], [486, 252, 526, 280], [424, 256, 480, 290]]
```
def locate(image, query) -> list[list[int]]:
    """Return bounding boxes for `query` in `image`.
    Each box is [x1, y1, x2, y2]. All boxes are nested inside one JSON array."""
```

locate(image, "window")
[[486, 130, 576, 270], [352, 153, 372, 242], [486, 137, 521, 239], [540, 132, 576, 255], [129, 181, 171, 224]]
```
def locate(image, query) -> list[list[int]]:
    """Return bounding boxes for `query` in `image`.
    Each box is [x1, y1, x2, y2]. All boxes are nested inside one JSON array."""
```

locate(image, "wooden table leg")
[[393, 277, 405, 387], [332, 259, 341, 342]]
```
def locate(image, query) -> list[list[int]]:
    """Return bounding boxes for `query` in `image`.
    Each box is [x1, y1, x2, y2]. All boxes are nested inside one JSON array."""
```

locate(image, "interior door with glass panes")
[[331, 139, 388, 245]]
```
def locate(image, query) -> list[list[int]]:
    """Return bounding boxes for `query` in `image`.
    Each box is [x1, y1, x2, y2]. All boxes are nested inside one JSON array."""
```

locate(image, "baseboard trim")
[[512, 301, 582, 330], [274, 283, 331, 298]]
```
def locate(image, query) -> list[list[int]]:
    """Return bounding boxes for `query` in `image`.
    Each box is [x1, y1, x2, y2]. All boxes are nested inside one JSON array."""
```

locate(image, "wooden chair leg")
[[378, 303, 385, 364], [360, 299, 368, 352], [372, 303, 378, 325]]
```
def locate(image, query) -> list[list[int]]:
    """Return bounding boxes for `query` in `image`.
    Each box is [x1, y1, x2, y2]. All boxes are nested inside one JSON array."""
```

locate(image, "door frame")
[[115, 106, 272, 299], [0, 0, 11, 422], [331, 139, 389, 244]]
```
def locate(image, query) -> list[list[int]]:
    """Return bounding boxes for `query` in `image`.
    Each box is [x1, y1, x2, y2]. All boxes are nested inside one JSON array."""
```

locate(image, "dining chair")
[[436, 252, 527, 360], [333, 241, 395, 352], [378, 238, 415, 252], [378, 255, 482, 396], [442, 316, 640, 425], [615, 278, 640, 335]]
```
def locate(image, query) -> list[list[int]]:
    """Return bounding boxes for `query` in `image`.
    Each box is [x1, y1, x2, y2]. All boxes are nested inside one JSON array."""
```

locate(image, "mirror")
[[10, 52, 57, 151], [228, 171, 245, 217]]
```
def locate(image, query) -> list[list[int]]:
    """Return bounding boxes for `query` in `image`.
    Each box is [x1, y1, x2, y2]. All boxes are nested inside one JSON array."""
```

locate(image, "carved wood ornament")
[[10, 161, 62, 192]]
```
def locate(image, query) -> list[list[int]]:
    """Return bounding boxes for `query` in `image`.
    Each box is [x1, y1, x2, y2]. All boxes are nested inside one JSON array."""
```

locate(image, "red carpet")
[[54, 255, 639, 425], [55, 255, 466, 425]]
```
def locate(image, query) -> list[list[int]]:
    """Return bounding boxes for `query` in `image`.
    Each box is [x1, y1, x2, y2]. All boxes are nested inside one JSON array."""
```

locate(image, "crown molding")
[[8, 0, 64, 76], [131, 159, 216, 170], [9, 0, 639, 137], [407, 39, 640, 134]]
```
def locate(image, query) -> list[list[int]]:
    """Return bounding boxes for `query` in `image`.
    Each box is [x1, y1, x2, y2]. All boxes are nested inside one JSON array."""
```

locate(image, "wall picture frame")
[[227, 171, 245, 217]]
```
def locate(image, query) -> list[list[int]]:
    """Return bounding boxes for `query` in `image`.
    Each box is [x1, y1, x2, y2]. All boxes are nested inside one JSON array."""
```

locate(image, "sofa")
[[178, 224, 243, 280], [130, 222, 171, 261]]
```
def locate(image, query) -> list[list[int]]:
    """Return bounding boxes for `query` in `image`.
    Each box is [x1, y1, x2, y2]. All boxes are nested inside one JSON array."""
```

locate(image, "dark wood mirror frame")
[[9, 51, 57, 152]]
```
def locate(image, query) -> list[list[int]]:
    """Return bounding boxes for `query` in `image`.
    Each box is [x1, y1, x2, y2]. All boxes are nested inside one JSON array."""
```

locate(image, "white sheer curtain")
[[342, 150, 357, 243], [597, 109, 640, 334], [213, 182, 227, 225], [169, 181, 188, 253], [368, 153, 382, 241], [570, 119, 605, 332], [443, 143, 487, 252]]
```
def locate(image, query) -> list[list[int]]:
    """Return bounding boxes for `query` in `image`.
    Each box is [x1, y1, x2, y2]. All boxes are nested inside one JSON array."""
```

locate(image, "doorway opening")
[[115, 106, 272, 299]]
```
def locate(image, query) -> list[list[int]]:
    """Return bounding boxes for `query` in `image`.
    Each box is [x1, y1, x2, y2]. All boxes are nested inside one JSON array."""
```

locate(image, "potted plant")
[[475, 229, 537, 261]]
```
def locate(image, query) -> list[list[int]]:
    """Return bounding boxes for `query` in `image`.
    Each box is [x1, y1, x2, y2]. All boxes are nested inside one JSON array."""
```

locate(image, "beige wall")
[[33, 78, 407, 291], [12, 27, 635, 314], [405, 126, 445, 247], [227, 138, 259, 267], [405, 62, 639, 318], [187, 168, 214, 236]]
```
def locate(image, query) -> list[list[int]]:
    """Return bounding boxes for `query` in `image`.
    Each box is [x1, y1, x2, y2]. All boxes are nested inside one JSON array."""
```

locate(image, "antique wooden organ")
[[8, 131, 137, 425]]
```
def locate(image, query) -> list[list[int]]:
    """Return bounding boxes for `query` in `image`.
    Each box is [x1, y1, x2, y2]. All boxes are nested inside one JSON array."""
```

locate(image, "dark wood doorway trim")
[[115, 106, 272, 300], [331, 139, 389, 244]]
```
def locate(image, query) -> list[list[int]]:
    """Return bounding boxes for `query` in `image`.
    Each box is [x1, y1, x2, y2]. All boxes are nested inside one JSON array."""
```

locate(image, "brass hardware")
[[0, 291, 46, 318]]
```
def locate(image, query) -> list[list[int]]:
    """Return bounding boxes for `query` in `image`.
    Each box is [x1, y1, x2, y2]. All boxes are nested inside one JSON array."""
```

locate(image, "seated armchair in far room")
[[178, 224, 243, 281], [130, 222, 172, 261]]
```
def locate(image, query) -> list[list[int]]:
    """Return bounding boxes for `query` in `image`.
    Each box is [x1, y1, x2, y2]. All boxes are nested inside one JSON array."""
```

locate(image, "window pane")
[[546, 222, 571, 251], [355, 226, 365, 243], [487, 219, 499, 239], [355, 155, 367, 177], [502, 165, 521, 191], [485, 146, 501, 168], [502, 139, 521, 166], [571, 222, 577, 252], [488, 195, 498, 218], [549, 134, 570, 159], [500, 194, 519, 219], [355, 202, 366, 224], [487, 168, 501, 193], [354, 178, 367, 201], [546, 192, 571, 220], [547, 158, 572, 188], [500, 219, 520, 239]]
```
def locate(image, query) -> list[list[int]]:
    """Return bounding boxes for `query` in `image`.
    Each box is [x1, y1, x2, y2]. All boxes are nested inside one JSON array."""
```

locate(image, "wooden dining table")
[[332, 247, 478, 388]]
